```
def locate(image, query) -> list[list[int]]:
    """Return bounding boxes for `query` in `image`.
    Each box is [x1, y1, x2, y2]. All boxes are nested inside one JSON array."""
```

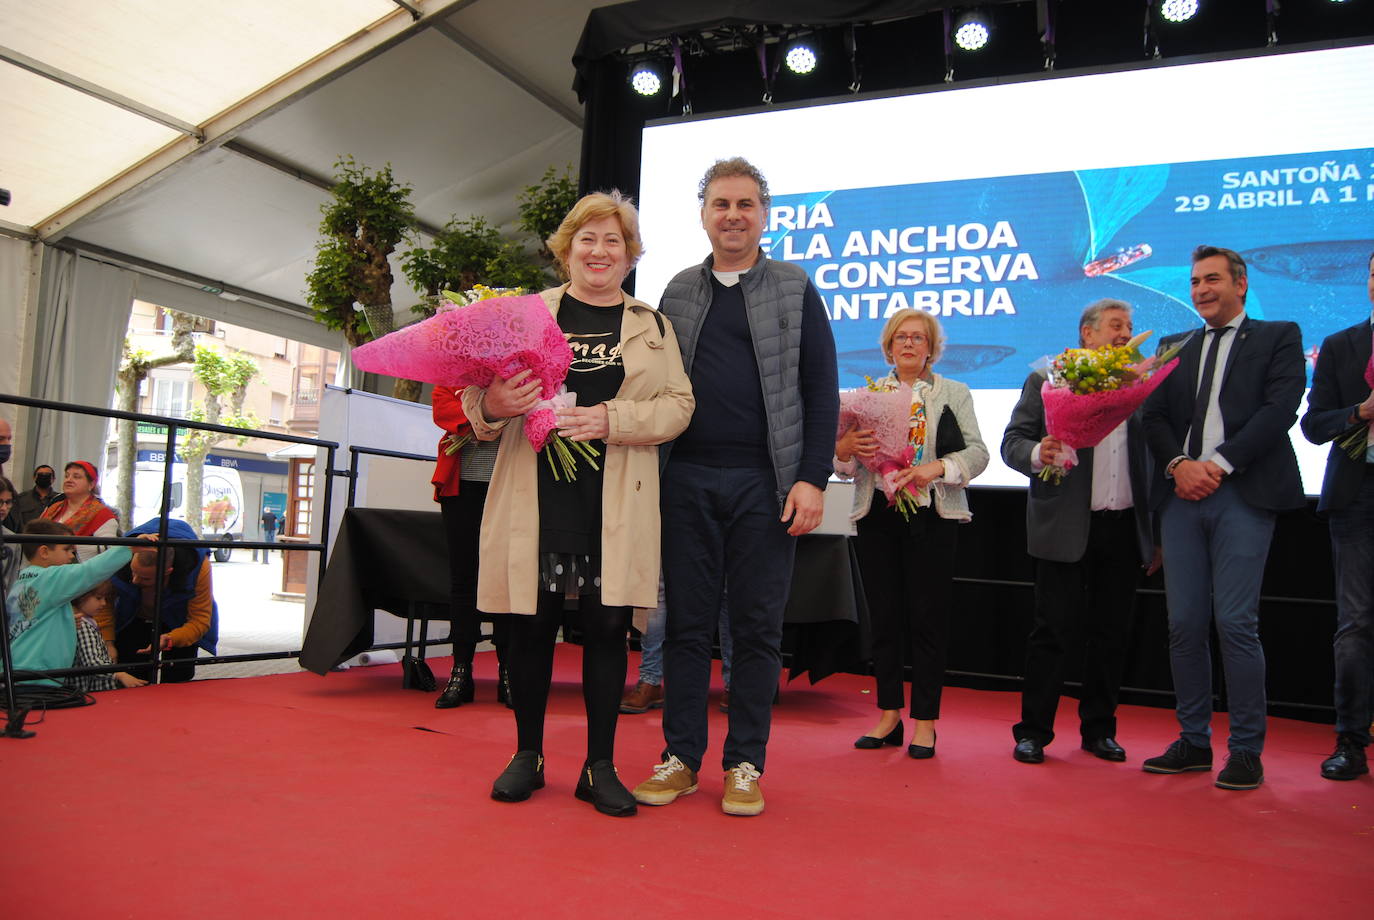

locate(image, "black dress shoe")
[[1013, 738, 1045, 764], [491, 751, 545, 802], [434, 664, 474, 709], [1320, 735, 1369, 781], [907, 730, 937, 760], [575, 760, 638, 817], [1141, 738, 1212, 774], [1215, 751, 1263, 790], [854, 722, 904, 750], [1082, 737, 1127, 762]]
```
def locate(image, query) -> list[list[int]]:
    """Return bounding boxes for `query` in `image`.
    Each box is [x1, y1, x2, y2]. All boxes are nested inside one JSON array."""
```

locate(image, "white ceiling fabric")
[[2, 0, 603, 337]]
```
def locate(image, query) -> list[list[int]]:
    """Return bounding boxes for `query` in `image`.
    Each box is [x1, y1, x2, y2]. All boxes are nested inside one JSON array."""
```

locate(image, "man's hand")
[[1145, 545, 1163, 577], [1173, 459, 1224, 501], [129, 533, 160, 555], [1038, 436, 1066, 467], [836, 426, 877, 463], [115, 672, 148, 689], [781, 481, 825, 536], [136, 634, 173, 656], [556, 404, 610, 442], [1356, 389, 1374, 422], [482, 369, 542, 420]]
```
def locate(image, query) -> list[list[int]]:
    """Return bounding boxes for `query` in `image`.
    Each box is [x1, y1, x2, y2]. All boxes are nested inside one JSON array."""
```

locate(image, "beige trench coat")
[[461, 285, 694, 614]]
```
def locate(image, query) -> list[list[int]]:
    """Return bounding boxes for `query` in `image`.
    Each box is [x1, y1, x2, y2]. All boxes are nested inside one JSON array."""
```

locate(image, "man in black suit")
[[1300, 251, 1374, 782], [1140, 245, 1305, 791], [1003, 299, 1157, 765]]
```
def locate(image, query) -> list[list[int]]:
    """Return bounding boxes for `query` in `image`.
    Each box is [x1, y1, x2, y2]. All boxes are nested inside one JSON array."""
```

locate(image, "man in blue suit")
[[1300, 251, 1374, 782], [1002, 299, 1158, 766], [1141, 245, 1305, 790]]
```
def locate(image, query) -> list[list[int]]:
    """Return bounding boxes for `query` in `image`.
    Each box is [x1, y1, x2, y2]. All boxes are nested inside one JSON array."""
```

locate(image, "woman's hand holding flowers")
[[484, 369, 542, 420], [836, 425, 878, 463], [557, 404, 610, 442]]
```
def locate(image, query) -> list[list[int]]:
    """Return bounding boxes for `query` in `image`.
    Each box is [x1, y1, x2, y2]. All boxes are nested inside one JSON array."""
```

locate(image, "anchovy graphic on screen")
[[838, 344, 1015, 377], [1083, 243, 1153, 277], [1241, 241, 1374, 283]]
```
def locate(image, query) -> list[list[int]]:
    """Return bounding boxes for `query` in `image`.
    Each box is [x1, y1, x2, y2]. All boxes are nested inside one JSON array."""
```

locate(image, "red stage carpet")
[[3, 646, 1370, 918]]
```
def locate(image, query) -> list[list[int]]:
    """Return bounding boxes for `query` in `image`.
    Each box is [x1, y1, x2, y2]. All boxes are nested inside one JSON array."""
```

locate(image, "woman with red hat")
[[41, 461, 117, 561]]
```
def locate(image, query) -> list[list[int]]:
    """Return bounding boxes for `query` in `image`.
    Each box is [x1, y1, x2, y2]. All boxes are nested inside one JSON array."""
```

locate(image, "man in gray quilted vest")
[[631, 157, 839, 816]]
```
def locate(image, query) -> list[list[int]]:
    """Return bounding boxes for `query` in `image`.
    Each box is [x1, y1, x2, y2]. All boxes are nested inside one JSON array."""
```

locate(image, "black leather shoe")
[[854, 722, 904, 750], [1215, 751, 1263, 790], [1013, 738, 1045, 764], [434, 664, 474, 709], [491, 751, 545, 802], [1082, 737, 1127, 762], [1320, 735, 1369, 781], [907, 730, 937, 760], [1141, 738, 1212, 774], [575, 760, 638, 816]]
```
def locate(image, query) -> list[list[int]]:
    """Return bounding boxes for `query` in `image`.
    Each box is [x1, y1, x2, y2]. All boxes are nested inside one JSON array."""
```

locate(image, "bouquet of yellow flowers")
[[1036, 331, 1188, 483]]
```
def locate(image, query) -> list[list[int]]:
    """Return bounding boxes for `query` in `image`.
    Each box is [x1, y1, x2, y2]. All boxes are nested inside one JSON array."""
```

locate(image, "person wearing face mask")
[[834, 309, 988, 759], [16, 465, 60, 529], [0, 416, 12, 478]]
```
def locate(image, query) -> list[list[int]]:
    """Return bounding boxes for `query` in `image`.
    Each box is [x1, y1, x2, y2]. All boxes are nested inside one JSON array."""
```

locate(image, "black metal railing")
[[0, 392, 340, 735]]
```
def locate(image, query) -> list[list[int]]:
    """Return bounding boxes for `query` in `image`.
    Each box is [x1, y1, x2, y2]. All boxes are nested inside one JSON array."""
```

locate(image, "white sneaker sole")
[[633, 782, 698, 805], [721, 796, 765, 816]]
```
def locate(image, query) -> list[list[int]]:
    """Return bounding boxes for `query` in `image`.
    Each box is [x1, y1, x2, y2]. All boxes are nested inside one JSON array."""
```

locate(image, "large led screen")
[[636, 44, 1374, 491]]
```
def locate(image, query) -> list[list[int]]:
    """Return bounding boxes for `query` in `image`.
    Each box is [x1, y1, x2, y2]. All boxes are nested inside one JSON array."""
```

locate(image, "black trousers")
[[115, 619, 198, 683], [438, 486, 507, 666], [853, 497, 959, 720], [1013, 512, 1141, 746]]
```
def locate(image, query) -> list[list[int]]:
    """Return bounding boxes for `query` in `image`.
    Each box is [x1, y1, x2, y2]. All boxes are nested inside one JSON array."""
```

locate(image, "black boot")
[[435, 664, 474, 709], [574, 760, 638, 817], [491, 751, 545, 802], [497, 663, 513, 709]]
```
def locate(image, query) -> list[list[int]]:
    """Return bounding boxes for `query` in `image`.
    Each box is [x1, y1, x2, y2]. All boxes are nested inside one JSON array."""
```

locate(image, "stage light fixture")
[[1159, 0, 1200, 23], [629, 60, 663, 96], [784, 40, 818, 75], [953, 12, 991, 52]]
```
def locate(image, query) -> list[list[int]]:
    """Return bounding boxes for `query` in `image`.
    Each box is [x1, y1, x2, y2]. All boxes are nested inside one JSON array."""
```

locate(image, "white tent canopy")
[[1, 0, 603, 468]]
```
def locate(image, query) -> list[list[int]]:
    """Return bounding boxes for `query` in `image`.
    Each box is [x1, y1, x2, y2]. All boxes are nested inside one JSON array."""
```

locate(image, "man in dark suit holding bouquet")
[[1141, 245, 1305, 791], [1300, 252, 1374, 782], [1002, 299, 1157, 766]]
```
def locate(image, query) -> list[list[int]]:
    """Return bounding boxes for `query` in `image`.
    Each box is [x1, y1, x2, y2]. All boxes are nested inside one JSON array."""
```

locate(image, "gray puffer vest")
[[659, 252, 810, 495]]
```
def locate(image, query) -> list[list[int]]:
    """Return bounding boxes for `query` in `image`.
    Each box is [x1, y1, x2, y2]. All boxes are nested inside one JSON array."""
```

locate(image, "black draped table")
[[301, 507, 869, 682]]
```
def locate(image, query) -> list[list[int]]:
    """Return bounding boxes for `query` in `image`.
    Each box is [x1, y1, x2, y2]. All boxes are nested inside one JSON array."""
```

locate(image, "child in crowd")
[[4, 519, 158, 687], [70, 581, 147, 692]]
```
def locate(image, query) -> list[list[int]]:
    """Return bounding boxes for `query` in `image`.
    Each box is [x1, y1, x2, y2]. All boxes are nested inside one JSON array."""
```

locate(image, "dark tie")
[[1187, 327, 1230, 459]]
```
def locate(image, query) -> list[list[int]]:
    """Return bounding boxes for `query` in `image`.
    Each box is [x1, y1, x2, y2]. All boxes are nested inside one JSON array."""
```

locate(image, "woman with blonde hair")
[[835, 309, 988, 758], [463, 191, 694, 816]]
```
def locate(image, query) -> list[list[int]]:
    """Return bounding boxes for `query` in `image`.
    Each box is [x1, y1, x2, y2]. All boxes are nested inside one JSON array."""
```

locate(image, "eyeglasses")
[[0, 498, 13, 508], [892, 333, 928, 345]]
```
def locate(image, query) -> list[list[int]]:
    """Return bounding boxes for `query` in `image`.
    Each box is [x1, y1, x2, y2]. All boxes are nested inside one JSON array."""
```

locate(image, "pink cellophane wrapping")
[[351, 294, 572, 450], [1040, 357, 1181, 474], [838, 386, 931, 508]]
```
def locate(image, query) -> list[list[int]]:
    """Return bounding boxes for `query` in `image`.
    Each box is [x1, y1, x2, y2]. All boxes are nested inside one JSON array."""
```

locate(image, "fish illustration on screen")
[[1083, 243, 1153, 277], [1241, 240, 1374, 283]]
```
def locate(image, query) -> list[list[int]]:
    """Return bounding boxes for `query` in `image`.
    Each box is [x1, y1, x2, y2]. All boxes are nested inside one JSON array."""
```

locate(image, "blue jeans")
[[662, 461, 796, 773], [638, 576, 732, 688], [1160, 481, 1275, 755], [1330, 469, 1374, 744]]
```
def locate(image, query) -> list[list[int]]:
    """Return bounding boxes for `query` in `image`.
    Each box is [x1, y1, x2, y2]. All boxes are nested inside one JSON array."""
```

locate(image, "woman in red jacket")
[[431, 384, 509, 708]]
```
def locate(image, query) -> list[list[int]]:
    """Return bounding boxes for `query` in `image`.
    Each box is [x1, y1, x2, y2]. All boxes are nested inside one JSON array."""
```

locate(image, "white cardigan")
[[833, 372, 989, 523]]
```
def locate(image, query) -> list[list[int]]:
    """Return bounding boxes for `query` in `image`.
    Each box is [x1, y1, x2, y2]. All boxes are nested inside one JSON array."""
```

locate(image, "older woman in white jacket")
[[835, 308, 988, 759]]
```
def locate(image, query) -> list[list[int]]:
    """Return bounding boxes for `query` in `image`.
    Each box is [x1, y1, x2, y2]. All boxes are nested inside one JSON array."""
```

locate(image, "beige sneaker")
[[721, 762, 764, 816], [632, 755, 698, 805]]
